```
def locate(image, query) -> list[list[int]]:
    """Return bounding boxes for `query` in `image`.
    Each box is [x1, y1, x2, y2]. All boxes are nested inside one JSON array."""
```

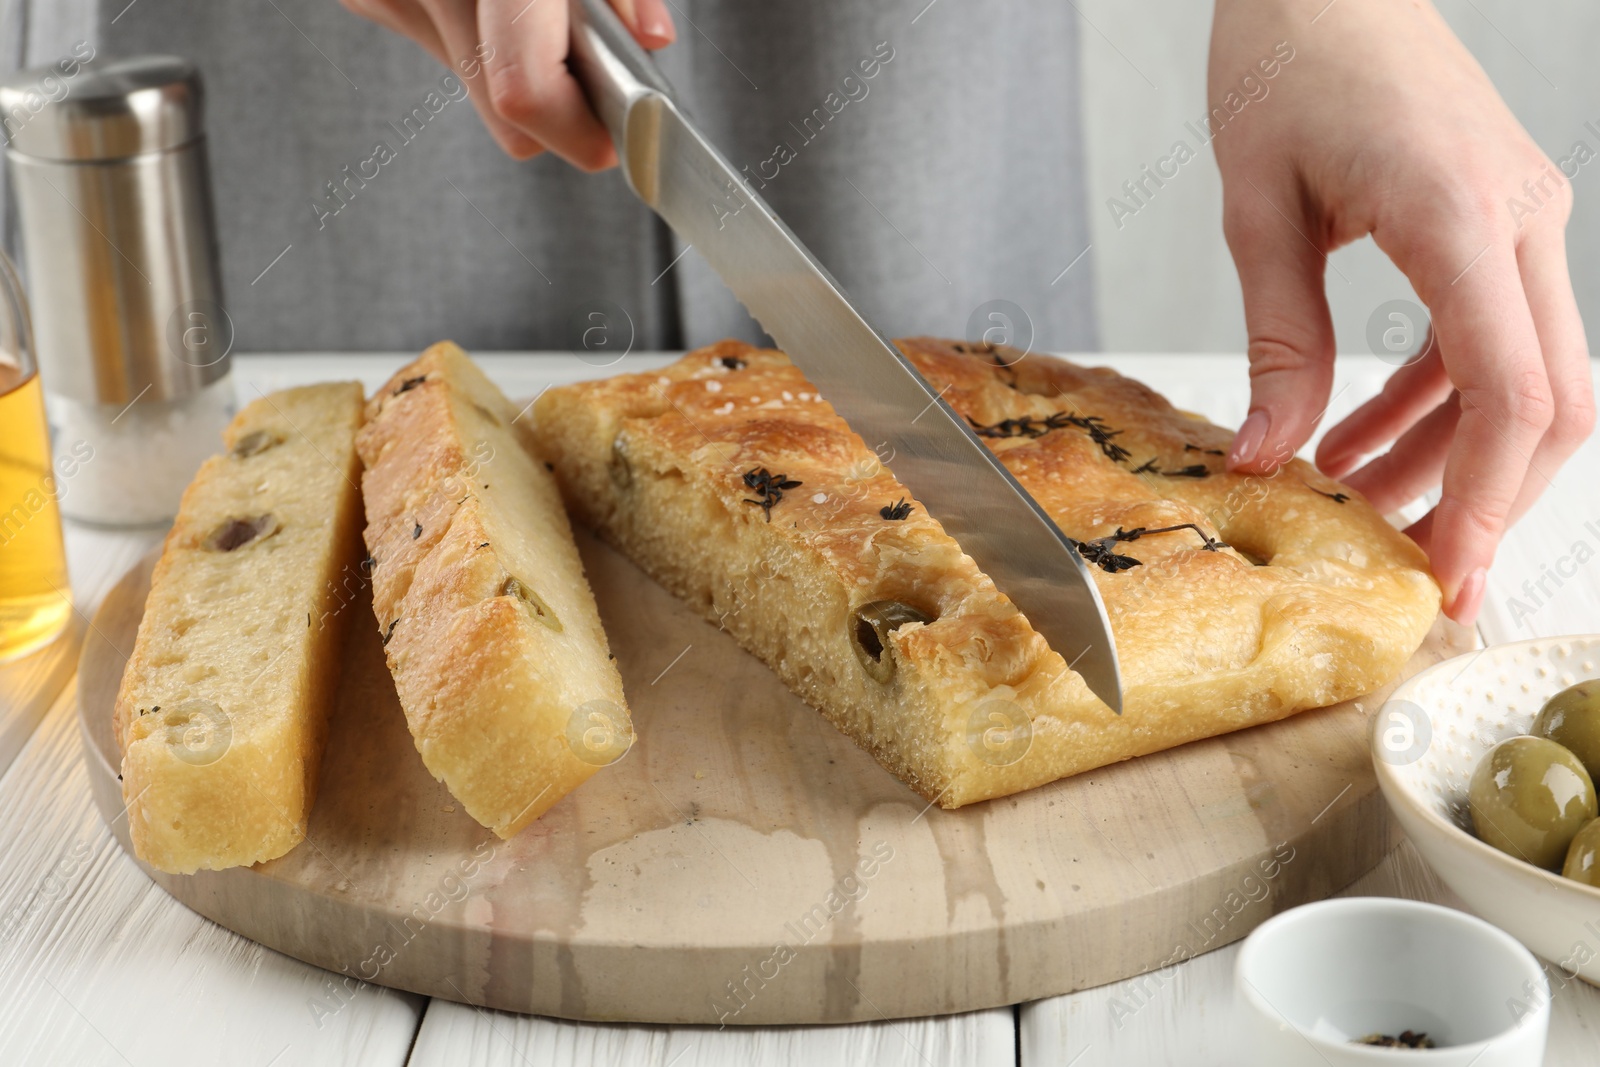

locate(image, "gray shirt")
[[9, 0, 1096, 354]]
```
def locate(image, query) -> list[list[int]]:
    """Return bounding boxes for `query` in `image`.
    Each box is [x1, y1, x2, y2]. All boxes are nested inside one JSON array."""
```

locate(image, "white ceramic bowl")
[[1371, 635, 1600, 984], [1235, 898, 1548, 1065]]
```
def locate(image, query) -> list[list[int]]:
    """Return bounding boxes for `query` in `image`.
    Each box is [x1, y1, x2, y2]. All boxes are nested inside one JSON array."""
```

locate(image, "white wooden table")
[[2, 352, 1596, 1066]]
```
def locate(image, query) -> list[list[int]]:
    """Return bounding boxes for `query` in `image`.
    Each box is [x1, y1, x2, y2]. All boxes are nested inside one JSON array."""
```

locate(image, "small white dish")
[[1371, 635, 1600, 983], [1235, 897, 1548, 1066]]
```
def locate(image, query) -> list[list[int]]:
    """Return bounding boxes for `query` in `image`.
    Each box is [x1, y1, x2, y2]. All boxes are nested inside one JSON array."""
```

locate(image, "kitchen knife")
[[567, 0, 1124, 713]]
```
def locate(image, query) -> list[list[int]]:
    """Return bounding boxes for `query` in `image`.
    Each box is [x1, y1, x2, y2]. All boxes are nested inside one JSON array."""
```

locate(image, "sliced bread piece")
[[114, 383, 366, 874], [357, 342, 630, 838]]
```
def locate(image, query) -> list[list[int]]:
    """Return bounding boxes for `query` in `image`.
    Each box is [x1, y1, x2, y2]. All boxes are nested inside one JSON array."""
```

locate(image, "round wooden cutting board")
[[78, 536, 1471, 1025]]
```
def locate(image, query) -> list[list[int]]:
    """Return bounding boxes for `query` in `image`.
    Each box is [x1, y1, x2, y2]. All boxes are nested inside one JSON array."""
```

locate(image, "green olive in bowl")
[[1532, 680, 1600, 782], [1469, 736, 1597, 869], [1564, 818, 1600, 887]]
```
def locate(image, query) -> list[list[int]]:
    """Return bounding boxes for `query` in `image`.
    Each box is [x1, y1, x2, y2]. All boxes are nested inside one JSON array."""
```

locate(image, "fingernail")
[[1447, 567, 1487, 625], [1228, 410, 1269, 468], [640, 12, 672, 41]]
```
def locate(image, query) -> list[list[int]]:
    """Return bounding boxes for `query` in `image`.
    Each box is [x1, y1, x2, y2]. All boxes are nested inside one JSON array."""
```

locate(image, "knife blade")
[[567, 0, 1123, 712]]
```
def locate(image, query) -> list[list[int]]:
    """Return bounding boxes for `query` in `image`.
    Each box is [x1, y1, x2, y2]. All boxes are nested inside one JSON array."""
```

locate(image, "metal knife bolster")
[[566, 0, 1125, 713]]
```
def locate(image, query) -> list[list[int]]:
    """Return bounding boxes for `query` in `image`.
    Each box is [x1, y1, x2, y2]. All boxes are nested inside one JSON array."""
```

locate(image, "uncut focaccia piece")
[[358, 342, 630, 838], [534, 338, 1440, 808], [114, 383, 366, 874]]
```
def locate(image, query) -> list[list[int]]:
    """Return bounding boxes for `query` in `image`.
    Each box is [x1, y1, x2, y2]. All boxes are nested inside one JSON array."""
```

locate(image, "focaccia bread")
[[114, 383, 366, 874], [358, 342, 631, 838], [534, 338, 1440, 807]]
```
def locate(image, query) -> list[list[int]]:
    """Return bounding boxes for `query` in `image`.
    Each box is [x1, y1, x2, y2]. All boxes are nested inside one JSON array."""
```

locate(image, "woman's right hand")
[[339, 0, 675, 169]]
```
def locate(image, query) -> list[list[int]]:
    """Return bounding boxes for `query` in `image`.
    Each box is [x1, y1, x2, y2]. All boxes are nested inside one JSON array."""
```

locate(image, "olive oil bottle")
[[0, 361, 71, 661]]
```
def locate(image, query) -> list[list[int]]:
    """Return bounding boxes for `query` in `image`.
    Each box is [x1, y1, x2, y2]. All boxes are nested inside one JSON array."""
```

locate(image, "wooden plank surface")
[[0, 527, 424, 1067], [407, 1004, 1017, 1067]]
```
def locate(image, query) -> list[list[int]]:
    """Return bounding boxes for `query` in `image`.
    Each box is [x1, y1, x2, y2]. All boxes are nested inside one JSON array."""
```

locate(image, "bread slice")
[[534, 339, 1440, 808], [357, 342, 630, 838], [114, 383, 366, 874]]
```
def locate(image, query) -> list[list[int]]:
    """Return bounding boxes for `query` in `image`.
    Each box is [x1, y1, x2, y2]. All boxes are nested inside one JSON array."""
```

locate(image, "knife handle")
[[568, 0, 676, 201]]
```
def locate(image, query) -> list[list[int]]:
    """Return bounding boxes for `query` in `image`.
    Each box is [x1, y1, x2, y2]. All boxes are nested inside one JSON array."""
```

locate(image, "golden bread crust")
[[358, 342, 630, 837], [535, 339, 1440, 807]]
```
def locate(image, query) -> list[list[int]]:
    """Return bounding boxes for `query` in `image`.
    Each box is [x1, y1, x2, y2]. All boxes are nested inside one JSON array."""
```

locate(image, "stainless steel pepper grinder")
[[0, 54, 235, 525]]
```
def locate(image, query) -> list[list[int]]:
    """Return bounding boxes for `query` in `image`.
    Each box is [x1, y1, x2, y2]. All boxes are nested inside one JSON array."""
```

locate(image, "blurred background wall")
[[1, 1, 1588, 356], [1079, 0, 1599, 353]]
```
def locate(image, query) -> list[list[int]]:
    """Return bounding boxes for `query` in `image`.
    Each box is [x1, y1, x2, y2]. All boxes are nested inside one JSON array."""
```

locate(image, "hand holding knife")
[[565, 0, 1125, 712]]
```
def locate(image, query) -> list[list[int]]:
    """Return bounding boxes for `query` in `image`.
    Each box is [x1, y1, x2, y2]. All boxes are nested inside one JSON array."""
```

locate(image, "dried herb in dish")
[[1353, 1031, 1435, 1049]]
